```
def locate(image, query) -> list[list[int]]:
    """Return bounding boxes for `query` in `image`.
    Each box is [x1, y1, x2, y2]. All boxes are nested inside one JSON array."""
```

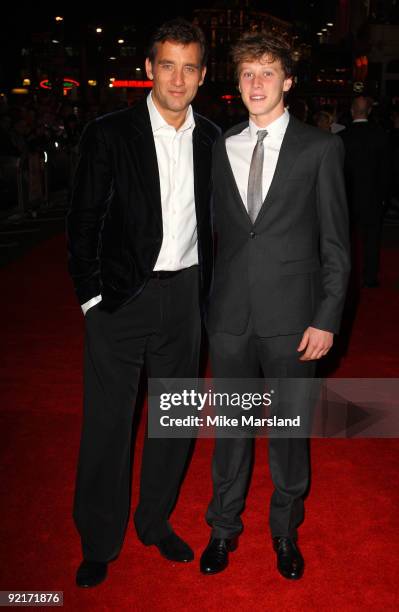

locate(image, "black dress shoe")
[[76, 560, 108, 588], [273, 537, 304, 580], [200, 536, 238, 575], [154, 532, 194, 562]]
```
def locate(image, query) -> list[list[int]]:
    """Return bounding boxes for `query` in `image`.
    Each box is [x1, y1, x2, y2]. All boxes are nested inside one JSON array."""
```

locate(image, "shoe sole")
[[160, 555, 194, 563], [278, 571, 304, 580], [155, 546, 194, 563], [76, 574, 107, 588], [200, 565, 228, 575]]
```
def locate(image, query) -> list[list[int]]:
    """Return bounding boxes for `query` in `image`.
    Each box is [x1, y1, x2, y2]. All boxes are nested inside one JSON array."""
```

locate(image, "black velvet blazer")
[[66, 99, 220, 311]]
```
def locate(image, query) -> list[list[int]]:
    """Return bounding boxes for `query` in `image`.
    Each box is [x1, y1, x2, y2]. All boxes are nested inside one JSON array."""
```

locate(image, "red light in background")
[[112, 80, 153, 88]]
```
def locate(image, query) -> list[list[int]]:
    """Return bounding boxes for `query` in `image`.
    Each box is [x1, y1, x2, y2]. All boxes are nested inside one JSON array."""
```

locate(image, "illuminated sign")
[[110, 80, 153, 88], [40, 78, 80, 90]]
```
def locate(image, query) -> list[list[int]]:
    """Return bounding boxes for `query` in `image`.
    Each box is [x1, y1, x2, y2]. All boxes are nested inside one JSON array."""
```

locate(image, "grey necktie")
[[247, 129, 268, 223]]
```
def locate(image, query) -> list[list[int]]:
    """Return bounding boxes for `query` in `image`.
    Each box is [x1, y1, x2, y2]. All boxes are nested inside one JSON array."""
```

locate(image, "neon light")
[[112, 80, 153, 88], [40, 78, 80, 90]]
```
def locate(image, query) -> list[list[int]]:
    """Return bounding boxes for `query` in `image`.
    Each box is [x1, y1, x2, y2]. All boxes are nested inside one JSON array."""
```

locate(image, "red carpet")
[[1, 235, 399, 610]]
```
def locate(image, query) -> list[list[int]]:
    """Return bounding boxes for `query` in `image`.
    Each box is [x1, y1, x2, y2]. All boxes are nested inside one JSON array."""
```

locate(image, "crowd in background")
[[0, 96, 86, 210], [0, 90, 398, 286]]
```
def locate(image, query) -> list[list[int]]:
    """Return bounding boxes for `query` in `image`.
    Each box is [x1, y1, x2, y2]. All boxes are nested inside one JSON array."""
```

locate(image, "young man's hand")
[[297, 327, 334, 361]]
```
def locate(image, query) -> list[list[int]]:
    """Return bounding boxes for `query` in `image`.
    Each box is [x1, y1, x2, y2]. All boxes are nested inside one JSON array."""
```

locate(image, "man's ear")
[[145, 58, 153, 80], [283, 76, 293, 93], [199, 66, 207, 87]]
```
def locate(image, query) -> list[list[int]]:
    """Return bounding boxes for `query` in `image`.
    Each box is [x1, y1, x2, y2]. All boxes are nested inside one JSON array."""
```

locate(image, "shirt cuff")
[[81, 294, 102, 315]]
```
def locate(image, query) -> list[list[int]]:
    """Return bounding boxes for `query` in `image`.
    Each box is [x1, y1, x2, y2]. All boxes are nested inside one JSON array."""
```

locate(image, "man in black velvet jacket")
[[66, 19, 219, 587]]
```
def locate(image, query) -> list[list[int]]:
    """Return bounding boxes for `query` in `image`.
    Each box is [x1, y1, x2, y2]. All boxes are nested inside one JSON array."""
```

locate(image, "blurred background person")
[[313, 109, 332, 132], [288, 98, 309, 123], [323, 104, 346, 134], [389, 106, 399, 216], [340, 96, 390, 288]]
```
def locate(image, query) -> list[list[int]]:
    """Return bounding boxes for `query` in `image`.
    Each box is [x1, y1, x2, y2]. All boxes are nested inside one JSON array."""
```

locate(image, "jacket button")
[[250, 231, 256, 239]]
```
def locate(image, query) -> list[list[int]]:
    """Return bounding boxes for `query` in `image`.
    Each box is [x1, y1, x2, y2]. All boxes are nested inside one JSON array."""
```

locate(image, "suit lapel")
[[221, 121, 253, 227], [126, 101, 162, 231], [220, 115, 303, 227], [254, 115, 302, 226], [193, 121, 213, 223], [127, 105, 215, 228]]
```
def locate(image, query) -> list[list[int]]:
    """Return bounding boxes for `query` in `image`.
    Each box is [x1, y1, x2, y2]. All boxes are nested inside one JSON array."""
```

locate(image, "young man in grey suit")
[[200, 30, 350, 579], [67, 19, 219, 587]]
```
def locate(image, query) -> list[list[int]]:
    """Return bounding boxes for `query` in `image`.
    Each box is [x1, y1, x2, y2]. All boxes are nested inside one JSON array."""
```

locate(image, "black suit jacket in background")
[[207, 115, 351, 337], [66, 99, 220, 312], [340, 121, 390, 225]]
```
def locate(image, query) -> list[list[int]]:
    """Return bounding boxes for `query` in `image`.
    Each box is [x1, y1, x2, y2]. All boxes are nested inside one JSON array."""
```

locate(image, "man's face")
[[145, 40, 206, 117], [238, 55, 292, 125]]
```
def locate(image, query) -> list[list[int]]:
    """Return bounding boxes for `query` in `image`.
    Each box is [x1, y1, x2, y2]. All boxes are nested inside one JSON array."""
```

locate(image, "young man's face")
[[145, 40, 206, 119], [238, 54, 292, 126]]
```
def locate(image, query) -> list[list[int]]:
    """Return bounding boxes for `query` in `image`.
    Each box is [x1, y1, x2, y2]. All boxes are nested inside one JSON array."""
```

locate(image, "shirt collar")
[[147, 92, 195, 133], [353, 118, 368, 123], [249, 108, 289, 140]]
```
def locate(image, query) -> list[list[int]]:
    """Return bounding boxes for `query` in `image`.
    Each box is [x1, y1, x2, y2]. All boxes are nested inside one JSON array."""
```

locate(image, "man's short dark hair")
[[231, 30, 294, 80], [147, 18, 208, 66]]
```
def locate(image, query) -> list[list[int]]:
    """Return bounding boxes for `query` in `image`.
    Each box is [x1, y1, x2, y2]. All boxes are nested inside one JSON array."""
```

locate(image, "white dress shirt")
[[81, 92, 198, 315], [147, 92, 198, 271], [225, 108, 290, 210]]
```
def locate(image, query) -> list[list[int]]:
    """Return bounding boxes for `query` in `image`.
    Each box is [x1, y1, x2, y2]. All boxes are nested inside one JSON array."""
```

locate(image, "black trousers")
[[360, 221, 382, 285], [73, 266, 201, 562], [206, 319, 316, 540]]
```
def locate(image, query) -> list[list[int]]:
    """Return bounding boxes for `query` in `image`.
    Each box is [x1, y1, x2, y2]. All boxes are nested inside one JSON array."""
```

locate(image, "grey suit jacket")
[[207, 114, 351, 337]]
